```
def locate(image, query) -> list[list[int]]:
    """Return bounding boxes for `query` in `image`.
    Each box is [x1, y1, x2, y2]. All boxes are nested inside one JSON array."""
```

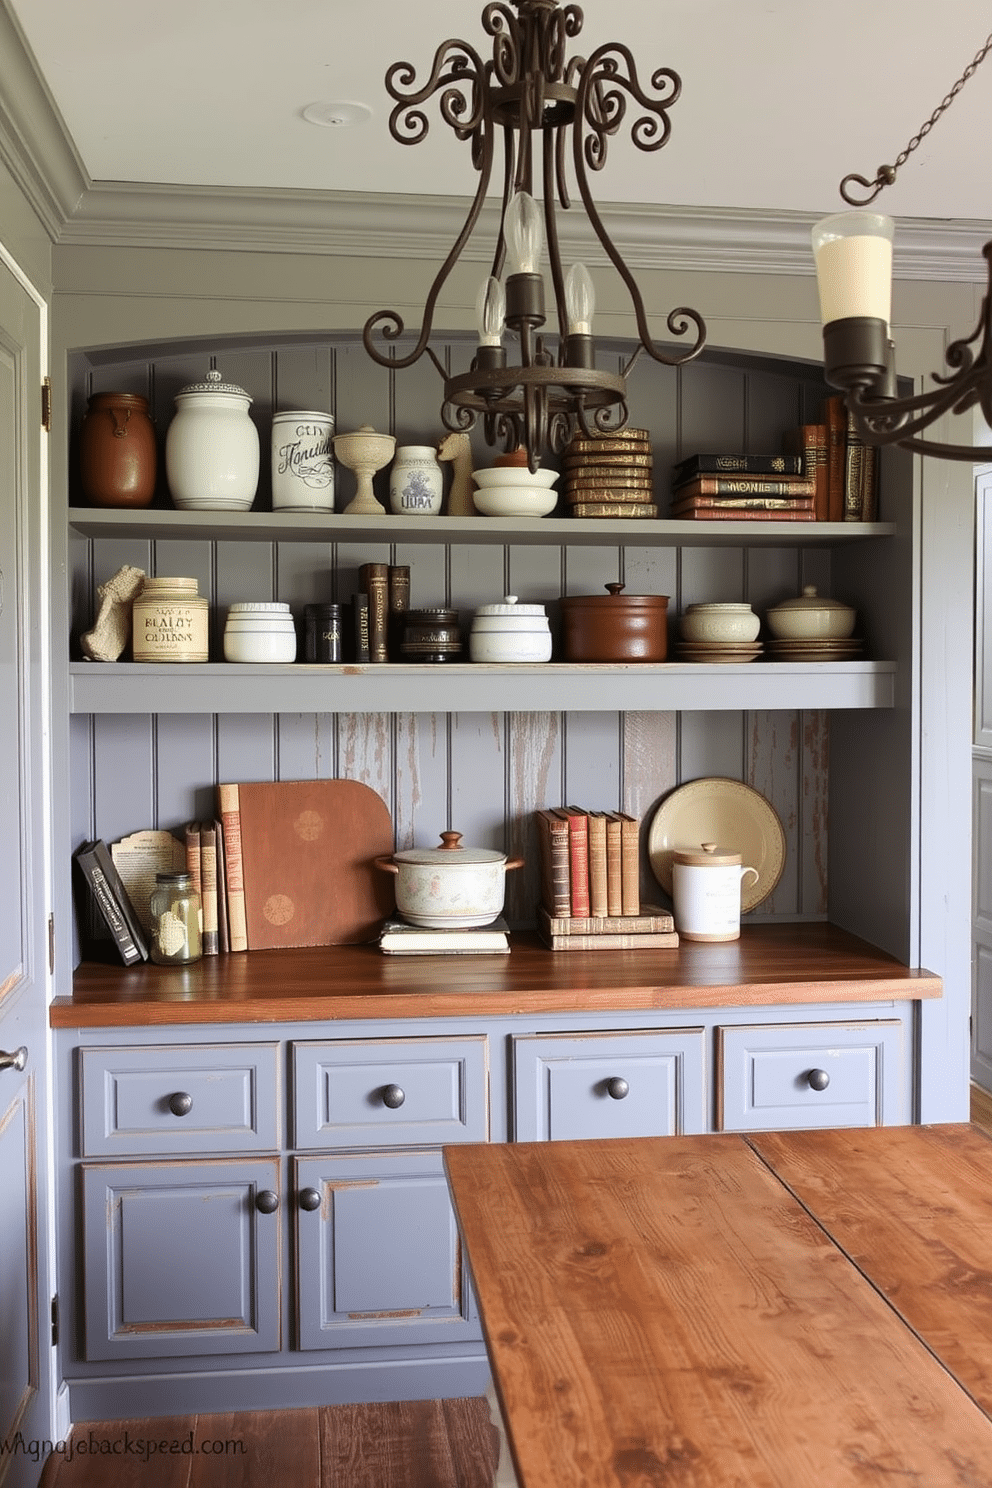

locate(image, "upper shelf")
[[70, 660, 897, 714], [68, 508, 896, 549]]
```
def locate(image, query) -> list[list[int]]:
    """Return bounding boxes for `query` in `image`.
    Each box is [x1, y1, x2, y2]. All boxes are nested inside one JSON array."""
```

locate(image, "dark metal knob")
[[605, 1077, 629, 1100], [168, 1091, 193, 1116], [381, 1084, 406, 1109], [807, 1068, 831, 1092], [255, 1189, 279, 1214], [298, 1187, 322, 1212], [0, 1046, 27, 1074]]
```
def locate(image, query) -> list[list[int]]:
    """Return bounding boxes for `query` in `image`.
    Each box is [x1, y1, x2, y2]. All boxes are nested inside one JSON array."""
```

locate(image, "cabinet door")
[[512, 1029, 706, 1140], [295, 1150, 480, 1350], [716, 1020, 906, 1131], [81, 1158, 281, 1360]]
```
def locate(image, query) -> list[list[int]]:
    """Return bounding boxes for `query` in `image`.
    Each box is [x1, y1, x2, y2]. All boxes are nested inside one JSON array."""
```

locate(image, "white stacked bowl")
[[471, 466, 559, 517], [223, 601, 297, 663]]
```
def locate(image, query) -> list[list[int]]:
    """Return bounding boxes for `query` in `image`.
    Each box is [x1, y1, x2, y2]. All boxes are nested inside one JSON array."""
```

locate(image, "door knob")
[[168, 1091, 193, 1116], [807, 1068, 831, 1092], [298, 1187, 322, 1212], [255, 1189, 279, 1214], [605, 1077, 629, 1100], [381, 1084, 406, 1108], [0, 1046, 27, 1074]]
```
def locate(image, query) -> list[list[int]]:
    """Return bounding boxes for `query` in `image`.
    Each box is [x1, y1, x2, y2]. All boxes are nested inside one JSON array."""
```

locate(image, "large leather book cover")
[[534, 808, 571, 917], [554, 807, 590, 918], [587, 810, 609, 918], [231, 779, 395, 950], [823, 395, 847, 522], [782, 423, 829, 520]]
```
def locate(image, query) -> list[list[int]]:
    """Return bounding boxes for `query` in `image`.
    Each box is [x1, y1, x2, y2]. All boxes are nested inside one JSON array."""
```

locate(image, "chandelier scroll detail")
[[361, 0, 707, 472]]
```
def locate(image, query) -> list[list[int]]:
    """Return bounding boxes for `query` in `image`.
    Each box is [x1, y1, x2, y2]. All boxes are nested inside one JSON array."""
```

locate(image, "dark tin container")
[[304, 603, 343, 662], [401, 607, 462, 663], [561, 582, 669, 662]]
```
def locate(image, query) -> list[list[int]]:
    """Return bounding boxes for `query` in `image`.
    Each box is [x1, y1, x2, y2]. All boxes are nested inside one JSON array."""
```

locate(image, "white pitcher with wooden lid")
[[672, 842, 759, 942]]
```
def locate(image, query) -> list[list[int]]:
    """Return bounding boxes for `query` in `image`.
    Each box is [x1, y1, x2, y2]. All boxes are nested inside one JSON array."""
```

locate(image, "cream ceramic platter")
[[648, 777, 786, 912]]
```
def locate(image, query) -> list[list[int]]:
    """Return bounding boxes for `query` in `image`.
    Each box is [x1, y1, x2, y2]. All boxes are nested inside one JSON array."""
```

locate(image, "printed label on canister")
[[133, 601, 209, 662], [272, 413, 335, 511]]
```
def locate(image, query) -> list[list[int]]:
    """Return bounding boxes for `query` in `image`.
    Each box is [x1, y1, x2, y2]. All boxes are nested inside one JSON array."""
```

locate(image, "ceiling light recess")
[[360, 0, 706, 472]]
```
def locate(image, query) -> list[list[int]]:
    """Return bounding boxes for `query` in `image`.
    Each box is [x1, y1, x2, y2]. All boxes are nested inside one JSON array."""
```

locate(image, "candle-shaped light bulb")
[[475, 276, 505, 347], [811, 211, 894, 327], [504, 191, 544, 275], [565, 263, 595, 336]]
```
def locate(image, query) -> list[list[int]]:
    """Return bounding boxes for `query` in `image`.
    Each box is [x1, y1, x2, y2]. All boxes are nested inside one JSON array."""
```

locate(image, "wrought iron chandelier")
[[362, 0, 707, 472], [812, 31, 992, 460]]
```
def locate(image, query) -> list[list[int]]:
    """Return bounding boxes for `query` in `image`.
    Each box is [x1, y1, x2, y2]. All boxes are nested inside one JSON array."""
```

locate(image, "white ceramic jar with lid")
[[671, 842, 759, 942], [765, 585, 856, 639], [469, 595, 553, 663], [223, 601, 297, 663], [165, 367, 260, 511]]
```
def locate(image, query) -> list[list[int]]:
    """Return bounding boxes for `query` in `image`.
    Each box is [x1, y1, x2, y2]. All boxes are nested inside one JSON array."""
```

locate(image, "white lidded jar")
[[671, 842, 759, 943], [389, 445, 444, 515], [223, 601, 297, 663], [132, 577, 209, 663], [271, 410, 335, 512], [469, 595, 552, 663], [165, 368, 260, 511]]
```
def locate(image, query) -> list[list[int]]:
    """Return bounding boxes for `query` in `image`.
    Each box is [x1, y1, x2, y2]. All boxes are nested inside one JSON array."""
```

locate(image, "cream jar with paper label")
[[671, 842, 759, 942], [132, 577, 208, 663]]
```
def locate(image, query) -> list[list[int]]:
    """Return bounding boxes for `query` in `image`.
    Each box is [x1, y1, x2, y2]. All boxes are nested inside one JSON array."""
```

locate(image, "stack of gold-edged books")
[[537, 903, 678, 952], [560, 429, 656, 518]]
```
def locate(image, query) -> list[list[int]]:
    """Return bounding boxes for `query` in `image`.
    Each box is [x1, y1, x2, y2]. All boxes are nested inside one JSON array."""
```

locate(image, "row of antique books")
[[670, 397, 878, 524], [532, 807, 677, 950]]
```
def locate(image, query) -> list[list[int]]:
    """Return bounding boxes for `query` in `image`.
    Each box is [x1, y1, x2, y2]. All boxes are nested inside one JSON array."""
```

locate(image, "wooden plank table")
[[444, 1124, 992, 1487]]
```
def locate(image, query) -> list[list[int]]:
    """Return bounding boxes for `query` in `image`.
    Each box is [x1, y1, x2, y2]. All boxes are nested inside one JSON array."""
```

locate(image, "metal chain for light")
[[840, 31, 992, 206]]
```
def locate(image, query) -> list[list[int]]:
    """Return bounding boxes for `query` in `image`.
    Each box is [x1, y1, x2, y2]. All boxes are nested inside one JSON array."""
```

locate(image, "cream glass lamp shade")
[[811, 211, 894, 326]]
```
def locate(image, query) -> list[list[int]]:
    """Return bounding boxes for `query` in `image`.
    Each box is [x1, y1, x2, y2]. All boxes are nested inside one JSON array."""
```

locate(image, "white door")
[[0, 256, 54, 1488]]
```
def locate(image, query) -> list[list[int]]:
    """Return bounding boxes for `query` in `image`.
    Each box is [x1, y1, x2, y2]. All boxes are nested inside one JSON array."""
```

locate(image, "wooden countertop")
[[445, 1124, 992, 1487], [52, 923, 941, 1027]]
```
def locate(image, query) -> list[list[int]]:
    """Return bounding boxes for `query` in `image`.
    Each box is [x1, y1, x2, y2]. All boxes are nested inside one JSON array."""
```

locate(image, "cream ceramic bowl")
[[765, 585, 856, 640], [224, 602, 297, 663], [680, 602, 760, 644], [472, 484, 558, 517], [472, 466, 559, 489]]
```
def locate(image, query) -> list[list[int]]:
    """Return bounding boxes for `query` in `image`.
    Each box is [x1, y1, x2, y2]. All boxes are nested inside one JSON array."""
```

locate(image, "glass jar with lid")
[[149, 871, 203, 965]]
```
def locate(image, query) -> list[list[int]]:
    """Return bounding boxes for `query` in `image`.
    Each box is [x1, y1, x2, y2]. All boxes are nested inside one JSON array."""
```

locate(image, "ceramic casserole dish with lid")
[[374, 830, 524, 927], [765, 585, 856, 640], [469, 595, 552, 663]]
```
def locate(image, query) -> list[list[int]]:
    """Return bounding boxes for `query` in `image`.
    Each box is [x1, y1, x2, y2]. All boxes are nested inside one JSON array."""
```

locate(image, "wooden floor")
[[972, 1080, 992, 1134], [39, 1398, 498, 1488]]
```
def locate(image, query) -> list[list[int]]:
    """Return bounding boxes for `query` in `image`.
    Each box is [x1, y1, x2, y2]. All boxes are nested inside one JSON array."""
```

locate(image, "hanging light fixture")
[[812, 31, 992, 460], [362, 0, 706, 472]]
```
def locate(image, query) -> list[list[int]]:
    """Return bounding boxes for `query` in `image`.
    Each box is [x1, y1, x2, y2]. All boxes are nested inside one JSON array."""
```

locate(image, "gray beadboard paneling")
[[69, 330, 841, 937]]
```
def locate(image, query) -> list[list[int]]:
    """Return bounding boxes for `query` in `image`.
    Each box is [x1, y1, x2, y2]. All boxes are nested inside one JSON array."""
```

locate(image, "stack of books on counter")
[[378, 916, 511, 955], [533, 806, 678, 951], [670, 453, 816, 522]]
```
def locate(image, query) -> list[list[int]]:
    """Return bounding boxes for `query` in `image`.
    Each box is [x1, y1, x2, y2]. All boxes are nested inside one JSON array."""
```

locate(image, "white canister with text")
[[271, 411, 335, 512], [389, 444, 444, 516]]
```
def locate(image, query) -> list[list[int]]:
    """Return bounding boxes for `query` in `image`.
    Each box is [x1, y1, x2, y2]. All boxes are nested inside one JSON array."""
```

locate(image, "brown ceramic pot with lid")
[[561, 582, 669, 662]]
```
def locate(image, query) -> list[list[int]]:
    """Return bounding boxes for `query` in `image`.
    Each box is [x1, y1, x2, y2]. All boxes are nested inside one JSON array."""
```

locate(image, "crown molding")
[[52, 182, 992, 285], [0, 0, 985, 284], [0, 2, 88, 237]]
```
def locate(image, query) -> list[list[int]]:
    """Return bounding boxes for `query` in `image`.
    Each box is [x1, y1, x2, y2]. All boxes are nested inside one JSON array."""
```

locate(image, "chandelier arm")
[[542, 125, 568, 341], [577, 43, 680, 174], [482, 3, 523, 87], [363, 121, 496, 370], [847, 376, 981, 445], [386, 41, 488, 144]]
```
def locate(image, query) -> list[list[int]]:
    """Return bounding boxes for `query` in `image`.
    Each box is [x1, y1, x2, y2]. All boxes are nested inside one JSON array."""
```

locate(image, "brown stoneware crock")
[[561, 582, 669, 662]]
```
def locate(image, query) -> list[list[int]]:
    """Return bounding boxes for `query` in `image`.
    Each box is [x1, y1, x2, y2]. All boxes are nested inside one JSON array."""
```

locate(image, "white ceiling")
[[8, 0, 992, 225]]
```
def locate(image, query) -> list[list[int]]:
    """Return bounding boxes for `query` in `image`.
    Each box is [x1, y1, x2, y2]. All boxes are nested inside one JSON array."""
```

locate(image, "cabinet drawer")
[[716, 1020, 905, 1131], [79, 1043, 280, 1156], [292, 1037, 488, 1149], [512, 1028, 706, 1141]]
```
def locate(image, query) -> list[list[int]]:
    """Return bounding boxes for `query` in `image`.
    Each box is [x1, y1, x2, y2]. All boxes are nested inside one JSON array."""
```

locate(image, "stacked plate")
[[674, 639, 763, 664], [766, 636, 864, 662], [560, 428, 657, 518]]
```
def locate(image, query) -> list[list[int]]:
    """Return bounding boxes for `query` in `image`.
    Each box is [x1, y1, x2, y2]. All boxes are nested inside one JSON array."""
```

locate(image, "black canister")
[[400, 607, 462, 663], [304, 603, 344, 662]]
